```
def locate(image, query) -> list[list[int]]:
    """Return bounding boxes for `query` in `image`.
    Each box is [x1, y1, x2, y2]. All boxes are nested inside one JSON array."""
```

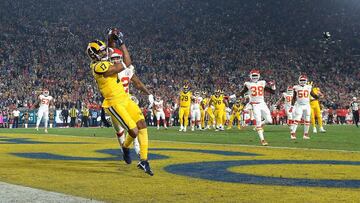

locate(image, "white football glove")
[[148, 94, 154, 104]]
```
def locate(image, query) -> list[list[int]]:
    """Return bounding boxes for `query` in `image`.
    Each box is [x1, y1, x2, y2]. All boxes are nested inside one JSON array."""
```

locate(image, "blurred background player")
[[209, 89, 228, 131], [201, 91, 216, 130], [227, 99, 243, 130], [190, 91, 203, 131], [231, 69, 275, 145], [290, 75, 318, 140], [153, 96, 167, 130], [350, 97, 359, 127], [310, 84, 326, 133], [179, 84, 192, 132], [35, 89, 53, 133], [276, 86, 294, 131]]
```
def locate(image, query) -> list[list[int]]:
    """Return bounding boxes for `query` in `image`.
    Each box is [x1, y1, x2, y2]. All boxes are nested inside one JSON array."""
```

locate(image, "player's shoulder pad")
[[94, 61, 112, 74]]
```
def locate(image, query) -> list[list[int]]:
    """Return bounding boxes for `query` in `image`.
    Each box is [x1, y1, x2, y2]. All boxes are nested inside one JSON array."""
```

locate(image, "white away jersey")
[[118, 66, 135, 94], [154, 100, 164, 112], [293, 84, 312, 105], [39, 94, 53, 110], [282, 92, 293, 107], [192, 96, 203, 110], [244, 80, 266, 103]]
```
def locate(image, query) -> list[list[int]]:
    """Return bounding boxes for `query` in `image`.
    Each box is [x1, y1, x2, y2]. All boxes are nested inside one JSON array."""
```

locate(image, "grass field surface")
[[0, 125, 359, 202]]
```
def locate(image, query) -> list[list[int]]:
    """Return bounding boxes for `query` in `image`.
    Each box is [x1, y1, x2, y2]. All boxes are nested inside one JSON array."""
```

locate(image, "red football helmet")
[[43, 89, 49, 96], [249, 69, 260, 82], [287, 86, 294, 94], [110, 48, 123, 64], [298, 75, 308, 86]]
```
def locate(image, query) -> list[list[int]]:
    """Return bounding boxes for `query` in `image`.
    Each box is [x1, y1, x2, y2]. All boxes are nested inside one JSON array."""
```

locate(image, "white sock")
[[133, 138, 140, 156], [25, 124, 28, 128], [291, 121, 299, 133], [257, 127, 265, 140], [44, 119, 48, 130], [304, 124, 310, 134]]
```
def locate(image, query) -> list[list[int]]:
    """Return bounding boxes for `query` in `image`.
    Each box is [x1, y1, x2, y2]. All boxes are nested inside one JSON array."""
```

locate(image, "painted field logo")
[[164, 160, 360, 188]]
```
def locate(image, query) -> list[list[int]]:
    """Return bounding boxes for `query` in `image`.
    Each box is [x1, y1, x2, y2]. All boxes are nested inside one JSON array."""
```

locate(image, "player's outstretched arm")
[[131, 74, 151, 95], [119, 44, 132, 67], [265, 81, 276, 94]]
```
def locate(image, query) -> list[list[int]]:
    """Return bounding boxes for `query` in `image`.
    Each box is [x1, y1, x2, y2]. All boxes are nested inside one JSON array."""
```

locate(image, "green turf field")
[[1, 125, 359, 151], [1, 125, 360, 202]]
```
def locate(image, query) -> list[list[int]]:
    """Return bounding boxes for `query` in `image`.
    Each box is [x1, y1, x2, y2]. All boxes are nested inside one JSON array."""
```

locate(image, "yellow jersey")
[[201, 98, 209, 110], [232, 104, 243, 114], [211, 95, 224, 110], [180, 91, 192, 107], [90, 61, 128, 108]]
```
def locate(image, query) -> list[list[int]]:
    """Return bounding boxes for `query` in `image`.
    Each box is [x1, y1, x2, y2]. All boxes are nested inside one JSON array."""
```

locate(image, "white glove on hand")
[[148, 94, 154, 104]]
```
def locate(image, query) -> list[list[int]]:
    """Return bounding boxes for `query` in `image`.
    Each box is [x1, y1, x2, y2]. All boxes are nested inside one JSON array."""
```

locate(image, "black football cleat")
[[137, 160, 154, 176], [122, 147, 132, 164]]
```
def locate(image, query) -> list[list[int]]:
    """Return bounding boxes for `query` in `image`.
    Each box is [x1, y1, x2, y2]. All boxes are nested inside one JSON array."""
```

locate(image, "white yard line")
[[0, 182, 102, 203]]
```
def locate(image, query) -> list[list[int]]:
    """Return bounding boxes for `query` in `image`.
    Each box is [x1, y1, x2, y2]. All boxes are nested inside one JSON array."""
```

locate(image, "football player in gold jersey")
[[179, 85, 192, 132], [201, 91, 216, 129], [209, 89, 228, 131], [86, 39, 153, 176], [227, 99, 244, 130], [310, 85, 326, 133]]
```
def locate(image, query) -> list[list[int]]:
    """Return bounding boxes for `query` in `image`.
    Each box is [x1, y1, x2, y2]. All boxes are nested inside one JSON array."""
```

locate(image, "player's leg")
[[161, 111, 167, 128], [179, 107, 184, 131], [310, 105, 317, 133], [111, 117, 125, 147], [36, 109, 44, 130], [303, 105, 311, 139], [183, 107, 190, 132], [227, 113, 235, 129], [133, 137, 140, 158], [252, 105, 267, 145], [291, 104, 303, 139], [190, 109, 196, 131], [44, 110, 49, 133], [222, 109, 226, 126], [156, 112, 161, 130], [125, 100, 153, 175], [195, 109, 201, 129], [106, 103, 138, 165], [315, 104, 325, 132], [236, 113, 241, 129], [200, 109, 205, 129], [286, 107, 294, 131]]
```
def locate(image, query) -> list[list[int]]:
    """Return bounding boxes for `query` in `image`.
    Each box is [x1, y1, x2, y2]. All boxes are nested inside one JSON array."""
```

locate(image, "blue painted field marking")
[[164, 160, 360, 188], [0, 136, 88, 145], [11, 148, 168, 161]]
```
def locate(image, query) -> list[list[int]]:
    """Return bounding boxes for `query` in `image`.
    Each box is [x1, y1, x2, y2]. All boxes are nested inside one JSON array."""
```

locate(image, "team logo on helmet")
[[86, 40, 107, 61]]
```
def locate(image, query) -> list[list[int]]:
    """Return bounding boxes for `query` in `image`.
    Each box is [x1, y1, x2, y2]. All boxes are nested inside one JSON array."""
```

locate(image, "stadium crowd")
[[0, 0, 359, 127]]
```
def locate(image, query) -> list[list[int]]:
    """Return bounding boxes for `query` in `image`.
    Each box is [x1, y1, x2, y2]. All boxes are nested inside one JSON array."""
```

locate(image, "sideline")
[[0, 181, 102, 203]]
